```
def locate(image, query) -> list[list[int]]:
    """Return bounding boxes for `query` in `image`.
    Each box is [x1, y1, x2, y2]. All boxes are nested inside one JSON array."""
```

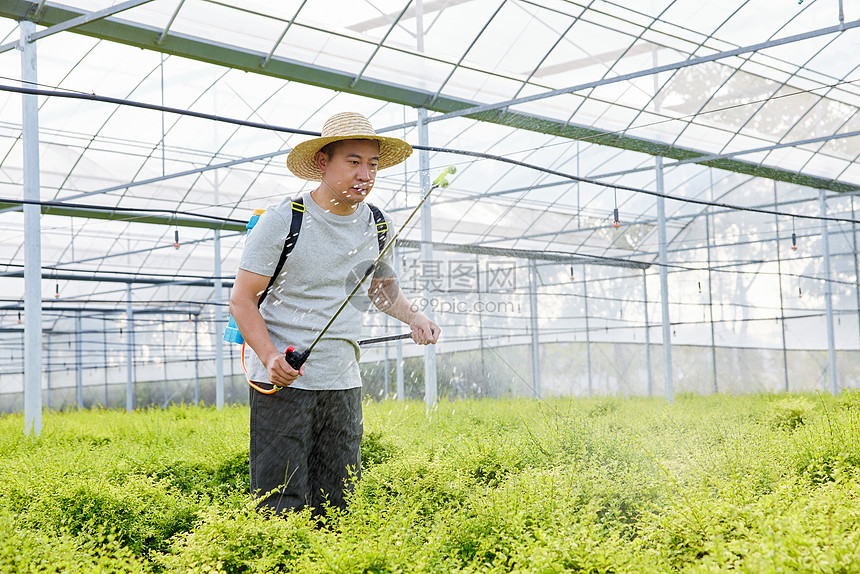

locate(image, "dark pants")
[[249, 385, 363, 516]]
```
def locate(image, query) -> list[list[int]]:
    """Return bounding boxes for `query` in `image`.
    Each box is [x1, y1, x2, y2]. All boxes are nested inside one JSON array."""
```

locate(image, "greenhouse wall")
[[5, 340, 857, 414]]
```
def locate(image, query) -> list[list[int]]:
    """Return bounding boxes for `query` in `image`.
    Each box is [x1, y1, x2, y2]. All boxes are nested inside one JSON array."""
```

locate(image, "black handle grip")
[[285, 346, 310, 370]]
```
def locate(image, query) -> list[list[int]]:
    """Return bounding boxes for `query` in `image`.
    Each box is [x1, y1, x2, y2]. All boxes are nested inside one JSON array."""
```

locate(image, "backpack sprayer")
[[225, 166, 455, 393], [223, 208, 266, 345]]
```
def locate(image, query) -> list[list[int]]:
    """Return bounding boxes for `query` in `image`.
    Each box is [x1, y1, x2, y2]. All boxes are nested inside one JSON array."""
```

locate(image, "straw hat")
[[287, 112, 413, 181]]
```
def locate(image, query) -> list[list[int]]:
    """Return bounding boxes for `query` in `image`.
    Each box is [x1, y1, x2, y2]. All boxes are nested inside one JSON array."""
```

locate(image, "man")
[[229, 111, 439, 516]]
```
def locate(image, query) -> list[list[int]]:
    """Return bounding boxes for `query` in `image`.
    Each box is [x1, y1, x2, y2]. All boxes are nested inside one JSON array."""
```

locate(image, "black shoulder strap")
[[367, 203, 388, 253], [257, 198, 304, 308]]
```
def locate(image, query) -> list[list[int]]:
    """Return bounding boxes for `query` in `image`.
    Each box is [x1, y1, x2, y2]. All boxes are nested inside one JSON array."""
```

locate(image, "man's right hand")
[[265, 351, 304, 387], [231, 269, 305, 388]]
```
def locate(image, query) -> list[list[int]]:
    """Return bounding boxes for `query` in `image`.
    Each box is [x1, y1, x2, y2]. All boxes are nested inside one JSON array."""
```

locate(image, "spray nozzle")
[[432, 166, 457, 188]]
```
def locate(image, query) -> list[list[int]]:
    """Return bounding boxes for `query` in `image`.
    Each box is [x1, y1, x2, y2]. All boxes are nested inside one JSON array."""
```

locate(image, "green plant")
[[1, 395, 859, 572], [766, 395, 815, 430]]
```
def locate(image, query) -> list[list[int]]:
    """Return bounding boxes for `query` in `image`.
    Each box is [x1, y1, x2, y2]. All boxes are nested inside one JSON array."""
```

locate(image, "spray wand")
[[234, 166, 456, 393], [283, 165, 455, 371]]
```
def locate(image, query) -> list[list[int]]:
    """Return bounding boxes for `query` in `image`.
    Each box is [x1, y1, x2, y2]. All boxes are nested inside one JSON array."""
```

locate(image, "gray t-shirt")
[[238, 191, 395, 390]]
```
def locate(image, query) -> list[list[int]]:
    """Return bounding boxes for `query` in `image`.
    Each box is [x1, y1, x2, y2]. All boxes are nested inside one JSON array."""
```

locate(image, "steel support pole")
[[396, 338, 404, 401], [102, 317, 108, 406], [76, 311, 83, 408], [416, 2, 437, 410], [477, 254, 488, 396], [418, 107, 437, 410], [528, 259, 541, 397], [656, 156, 674, 402], [126, 283, 135, 411], [820, 190, 838, 395], [774, 181, 790, 392], [383, 314, 390, 399], [193, 316, 200, 404], [214, 229, 225, 409], [161, 316, 168, 407], [706, 173, 718, 393], [21, 20, 42, 435], [45, 331, 51, 409], [642, 269, 652, 397], [394, 244, 405, 401], [229, 332, 235, 403], [852, 196, 860, 390], [582, 267, 593, 396]]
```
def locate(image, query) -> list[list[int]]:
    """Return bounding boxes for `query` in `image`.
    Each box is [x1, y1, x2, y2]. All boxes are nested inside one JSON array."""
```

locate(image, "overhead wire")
[[0, 83, 857, 223]]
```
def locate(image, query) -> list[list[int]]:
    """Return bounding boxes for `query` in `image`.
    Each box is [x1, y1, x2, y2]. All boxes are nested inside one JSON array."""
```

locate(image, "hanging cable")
[[613, 189, 621, 228], [173, 213, 180, 249], [791, 218, 798, 250]]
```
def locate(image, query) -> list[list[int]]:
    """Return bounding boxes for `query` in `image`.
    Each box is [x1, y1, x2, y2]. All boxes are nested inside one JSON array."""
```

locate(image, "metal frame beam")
[[405, 18, 860, 127], [261, 0, 307, 68], [395, 239, 650, 268], [592, 129, 860, 180], [0, 199, 246, 231], [0, 0, 153, 54], [426, 0, 506, 106], [0, 304, 202, 314], [2, 269, 233, 287], [156, 0, 184, 45], [350, 0, 413, 88], [57, 149, 292, 204]]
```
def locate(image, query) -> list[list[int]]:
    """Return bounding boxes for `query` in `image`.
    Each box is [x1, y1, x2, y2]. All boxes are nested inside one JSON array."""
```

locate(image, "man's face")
[[317, 139, 380, 204]]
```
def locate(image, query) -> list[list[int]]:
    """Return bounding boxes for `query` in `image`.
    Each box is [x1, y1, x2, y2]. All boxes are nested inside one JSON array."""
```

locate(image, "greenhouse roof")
[[0, 0, 859, 331]]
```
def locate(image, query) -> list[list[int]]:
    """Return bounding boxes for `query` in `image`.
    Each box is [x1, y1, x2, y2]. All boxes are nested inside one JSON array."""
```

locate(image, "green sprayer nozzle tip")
[[432, 166, 456, 187]]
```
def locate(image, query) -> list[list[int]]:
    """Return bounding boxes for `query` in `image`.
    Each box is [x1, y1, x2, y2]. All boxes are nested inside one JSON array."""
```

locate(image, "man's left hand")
[[410, 313, 440, 345]]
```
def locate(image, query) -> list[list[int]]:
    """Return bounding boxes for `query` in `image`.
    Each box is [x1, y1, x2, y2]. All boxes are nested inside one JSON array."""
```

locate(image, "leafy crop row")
[[1, 391, 859, 572]]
